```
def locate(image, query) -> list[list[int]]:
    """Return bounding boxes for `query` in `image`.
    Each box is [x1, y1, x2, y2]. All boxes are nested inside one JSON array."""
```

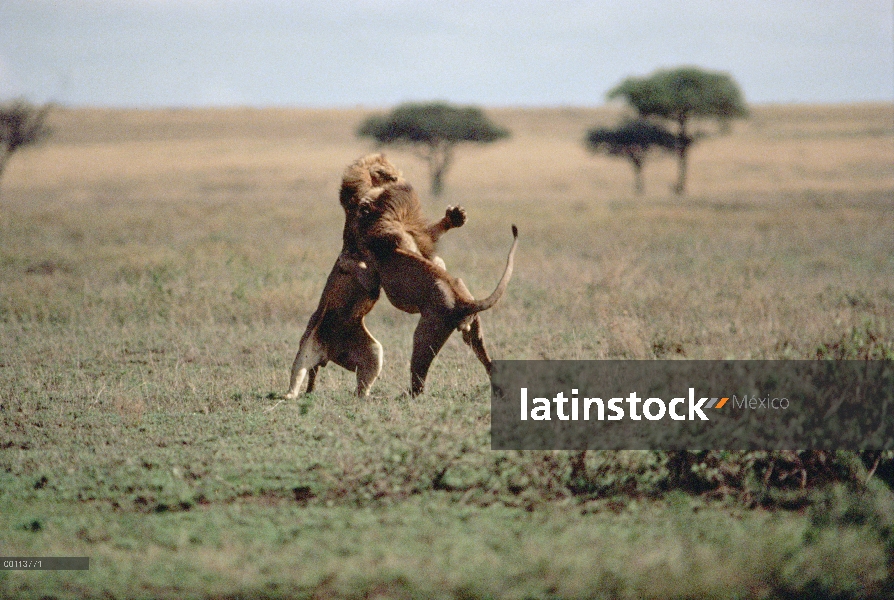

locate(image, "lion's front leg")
[[337, 253, 380, 295], [426, 205, 467, 243]]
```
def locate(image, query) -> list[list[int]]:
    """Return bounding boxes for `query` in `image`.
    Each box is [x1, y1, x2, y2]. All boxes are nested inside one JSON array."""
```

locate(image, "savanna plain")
[[1, 104, 893, 598]]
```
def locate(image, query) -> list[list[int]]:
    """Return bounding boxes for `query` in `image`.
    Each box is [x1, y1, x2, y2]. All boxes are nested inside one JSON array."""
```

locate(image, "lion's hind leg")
[[286, 336, 327, 399], [409, 316, 455, 396], [450, 278, 494, 375], [331, 324, 383, 397], [352, 334, 383, 397], [460, 314, 493, 375], [304, 365, 321, 393]]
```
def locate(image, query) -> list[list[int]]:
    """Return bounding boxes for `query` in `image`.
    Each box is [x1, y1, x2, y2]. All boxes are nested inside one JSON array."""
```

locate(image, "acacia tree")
[[608, 67, 747, 194], [357, 102, 509, 196], [585, 119, 677, 194], [0, 100, 52, 185]]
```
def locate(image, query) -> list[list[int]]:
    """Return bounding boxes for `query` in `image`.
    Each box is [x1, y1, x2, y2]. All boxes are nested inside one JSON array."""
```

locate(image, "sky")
[[1, 0, 892, 108]]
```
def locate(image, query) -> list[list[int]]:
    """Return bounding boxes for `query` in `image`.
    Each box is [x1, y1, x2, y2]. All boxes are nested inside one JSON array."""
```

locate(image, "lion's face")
[[351, 189, 386, 240], [339, 153, 403, 212]]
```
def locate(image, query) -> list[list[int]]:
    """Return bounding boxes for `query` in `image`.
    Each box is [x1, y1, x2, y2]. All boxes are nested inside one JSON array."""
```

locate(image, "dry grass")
[[2, 104, 893, 379], [9, 103, 893, 197]]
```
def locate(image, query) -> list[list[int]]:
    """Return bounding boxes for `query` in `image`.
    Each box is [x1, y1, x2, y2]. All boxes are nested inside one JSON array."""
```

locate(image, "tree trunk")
[[431, 165, 445, 197], [631, 156, 644, 195], [426, 141, 453, 197], [0, 146, 12, 186], [673, 116, 688, 195]]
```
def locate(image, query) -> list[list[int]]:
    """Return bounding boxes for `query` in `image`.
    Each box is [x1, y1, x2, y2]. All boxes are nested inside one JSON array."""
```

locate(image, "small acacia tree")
[[0, 100, 52, 185], [608, 67, 747, 194], [585, 119, 677, 195], [357, 102, 509, 196]]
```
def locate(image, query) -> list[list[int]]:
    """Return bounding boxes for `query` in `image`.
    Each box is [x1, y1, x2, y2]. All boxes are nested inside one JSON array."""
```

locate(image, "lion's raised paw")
[[445, 205, 467, 228]]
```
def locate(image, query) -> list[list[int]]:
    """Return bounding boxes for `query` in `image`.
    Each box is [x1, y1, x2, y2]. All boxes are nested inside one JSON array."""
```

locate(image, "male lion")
[[348, 183, 518, 396], [285, 154, 465, 398]]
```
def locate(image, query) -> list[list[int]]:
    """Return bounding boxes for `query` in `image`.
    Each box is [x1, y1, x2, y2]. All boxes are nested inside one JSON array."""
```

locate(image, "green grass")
[[2, 491, 890, 599], [1, 105, 893, 598]]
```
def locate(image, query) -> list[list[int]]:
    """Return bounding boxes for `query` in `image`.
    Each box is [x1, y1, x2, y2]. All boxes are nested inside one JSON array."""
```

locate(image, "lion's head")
[[339, 153, 403, 213]]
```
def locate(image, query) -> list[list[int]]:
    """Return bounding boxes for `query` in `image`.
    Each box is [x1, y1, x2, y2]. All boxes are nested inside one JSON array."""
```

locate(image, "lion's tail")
[[466, 225, 518, 314]]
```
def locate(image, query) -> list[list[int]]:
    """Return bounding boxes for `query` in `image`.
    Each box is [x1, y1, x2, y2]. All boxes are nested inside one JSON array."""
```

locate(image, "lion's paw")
[[446, 205, 467, 228]]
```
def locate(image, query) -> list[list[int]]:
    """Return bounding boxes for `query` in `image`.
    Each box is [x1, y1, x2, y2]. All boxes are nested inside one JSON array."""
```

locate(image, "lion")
[[285, 154, 465, 398], [347, 182, 518, 396]]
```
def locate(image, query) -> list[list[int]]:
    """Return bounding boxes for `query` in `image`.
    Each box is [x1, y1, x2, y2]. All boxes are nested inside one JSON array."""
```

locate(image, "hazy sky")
[[2, 0, 892, 107]]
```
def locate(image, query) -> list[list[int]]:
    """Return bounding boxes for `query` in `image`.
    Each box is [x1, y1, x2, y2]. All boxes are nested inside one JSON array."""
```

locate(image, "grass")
[[2, 492, 889, 599], [1, 103, 893, 598]]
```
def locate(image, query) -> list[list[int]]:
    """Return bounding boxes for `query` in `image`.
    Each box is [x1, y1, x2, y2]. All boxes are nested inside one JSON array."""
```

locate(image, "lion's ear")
[[370, 166, 398, 184]]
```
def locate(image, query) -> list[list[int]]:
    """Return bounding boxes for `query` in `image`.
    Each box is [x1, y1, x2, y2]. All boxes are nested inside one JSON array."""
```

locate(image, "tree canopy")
[[608, 67, 747, 194], [358, 102, 509, 196], [0, 100, 52, 184], [585, 119, 677, 194], [608, 67, 747, 123]]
